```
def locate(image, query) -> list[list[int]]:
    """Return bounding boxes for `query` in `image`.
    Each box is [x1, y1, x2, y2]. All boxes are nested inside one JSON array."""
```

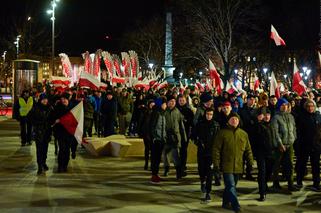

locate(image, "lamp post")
[[47, 0, 60, 76], [13, 35, 21, 58]]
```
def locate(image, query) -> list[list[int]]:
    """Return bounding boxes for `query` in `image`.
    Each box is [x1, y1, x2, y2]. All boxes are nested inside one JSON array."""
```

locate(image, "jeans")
[[20, 116, 32, 144], [162, 143, 181, 168], [223, 173, 240, 211]]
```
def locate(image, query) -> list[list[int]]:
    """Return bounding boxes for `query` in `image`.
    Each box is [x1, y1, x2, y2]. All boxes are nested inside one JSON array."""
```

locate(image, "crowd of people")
[[13, 84, 321, 213]]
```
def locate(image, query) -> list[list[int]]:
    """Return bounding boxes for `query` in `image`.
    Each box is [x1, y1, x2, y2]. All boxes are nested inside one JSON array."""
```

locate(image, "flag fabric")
[[318, 51, 321, 67], [112, 76, 126, 84], [102, 51, 114, 79], [78, 71, 100, 90], [209, 59, 223, 94], [270, 72, 280, 98], [157, 81, 168, 90], [225, 80, 238, 94], [50, 76, 71, 89], [270, 25, 286, 46], [179, 81, 185, 94], [196, 81, 204, 92], [129, 50, 139, 78], [292, 62, 307, 96], [82, 51, 92, 73], [93, 49, 102, 78], [112, 54, 122, 77], [59, 53, 73, 78], [254, 76, 260, 91], [121, 52, 131, 77], [59, 101, 84, 144]]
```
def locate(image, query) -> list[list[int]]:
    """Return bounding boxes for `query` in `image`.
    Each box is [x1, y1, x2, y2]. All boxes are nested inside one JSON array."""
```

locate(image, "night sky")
[[0, 0, 319, 56]]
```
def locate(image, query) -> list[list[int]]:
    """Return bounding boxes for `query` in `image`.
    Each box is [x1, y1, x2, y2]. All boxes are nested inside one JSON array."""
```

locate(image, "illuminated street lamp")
[[47, 0, 60, 76], [263, 68, 268, 74], [13, 35, 21, 58]]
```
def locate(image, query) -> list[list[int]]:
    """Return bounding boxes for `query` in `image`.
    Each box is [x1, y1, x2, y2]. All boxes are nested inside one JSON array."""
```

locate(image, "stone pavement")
[[0, 119, 320, 213]]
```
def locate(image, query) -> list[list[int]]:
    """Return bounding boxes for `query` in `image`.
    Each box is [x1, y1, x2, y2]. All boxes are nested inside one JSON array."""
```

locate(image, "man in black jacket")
[[195, 108, 220, 203], [177, 94, 194, 176], [101, 91, 118, 137], [30, 93, 53, 175]]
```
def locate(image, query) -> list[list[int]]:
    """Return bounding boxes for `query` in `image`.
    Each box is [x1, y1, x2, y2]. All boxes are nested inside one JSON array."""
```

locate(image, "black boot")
[[175, 166, 182, 180], [258, 194, 266, 202], [164, 166, 169, 177], [37, 167, 43, 175], [43, 164, 49, 171]]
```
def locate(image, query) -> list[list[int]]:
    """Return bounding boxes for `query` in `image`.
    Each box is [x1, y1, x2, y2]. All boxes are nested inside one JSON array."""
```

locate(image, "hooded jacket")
[[271, 111, 296, 147]]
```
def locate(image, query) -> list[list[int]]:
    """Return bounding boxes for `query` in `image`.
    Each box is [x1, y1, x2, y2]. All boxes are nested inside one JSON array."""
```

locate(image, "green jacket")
[[271, 111, 296, 148], [212, 126, 254, 174]]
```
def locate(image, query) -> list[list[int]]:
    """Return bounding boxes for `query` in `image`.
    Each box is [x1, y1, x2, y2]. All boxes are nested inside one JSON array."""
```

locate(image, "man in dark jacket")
[[296, 99, 321, 191], [238, 94, 257, 180], [195, 107, 220, 203], [150, 96, 167, 184], [50, 93, 73, 172], [177, 94, 194, 175], [30, 93, 52, 175], [101, 91, 118, 137], [253, 108, 274, 201], [83, 91, 95, 138]]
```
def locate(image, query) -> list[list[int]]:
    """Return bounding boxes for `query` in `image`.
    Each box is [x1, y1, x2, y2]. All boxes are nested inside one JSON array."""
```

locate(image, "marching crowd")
[[13, 84, 321, 213]]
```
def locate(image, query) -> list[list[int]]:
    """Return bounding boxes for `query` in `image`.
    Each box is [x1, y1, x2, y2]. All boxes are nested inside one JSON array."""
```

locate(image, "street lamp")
[[2, 51, 6, 61], [283, 74, 287, 79], [47, 0, 60, 76], [14, 35, 21, 58], [148, 63, 154, 69], [263, 68, 268, 74]]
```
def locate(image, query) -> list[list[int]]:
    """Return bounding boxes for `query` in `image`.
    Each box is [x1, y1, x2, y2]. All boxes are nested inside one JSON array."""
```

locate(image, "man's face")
[[257, 114, 264, 122], [61, 97, 69, 106], [205, 111, 214, 121], [149, 102, 155, 109], [280, 103, 288, 112], [247, 97, 256, 107], [222, 105, 232, 115], [270, 97, 277, 106], [167, 99, 176, 109], [161, 102, 167, 110], [204, 100, 213, 108], [107, 94, 113, 100], [306, 102, 315, 113], [41, 98, 48, 106], [95, 91, 102, 97], [264, 113, 271, 122], [178, 97, 187, 106], [228, 117, 239, 128]]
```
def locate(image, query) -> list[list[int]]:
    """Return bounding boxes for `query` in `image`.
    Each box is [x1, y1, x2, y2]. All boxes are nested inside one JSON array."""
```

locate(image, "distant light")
[[304, 76, 308, 80], [306, 69, 311, 76], [190, 78, 193, 80], [263, 68, 268, 74], [105, 35, 111, 39], [234, 69, 238, 74], [302, 67, 307, 72], [148, 63, 154, 69], [283, 74, 287, 79], [199, 71, 203, 75], [27, 16, 31, 21], [47, 9, 53, 14], [268, 76, 271, 80]]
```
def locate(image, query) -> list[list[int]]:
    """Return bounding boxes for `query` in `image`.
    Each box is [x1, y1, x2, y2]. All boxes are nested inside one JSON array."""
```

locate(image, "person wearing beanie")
[[100, 90, 118, 137], [193, 92, 213, 126], [271, 98, 298, 192], [50, 91, 73, 173], [30, 93, 53, 175], [215, 101, 233, 128], [239, 94, 257, 180], [212, 112, 254, 212], [149, 96, 167, 184], [252, 108, 273, 201], [296, 99, 321, 191], [163, 95, 187, 180]]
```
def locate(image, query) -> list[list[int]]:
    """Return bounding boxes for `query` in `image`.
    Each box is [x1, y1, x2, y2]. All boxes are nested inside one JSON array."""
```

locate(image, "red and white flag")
[[59, 101, 84, 144], [179, 81, 185, 94], [129, 50, 139, 78], [93, 49, 102, 78], [318, 51, 321, 67], [59, 53, 73, 78], [157, 81, 168, 90], [82, 51, 92, 74], [50, 76, 71, 89], [209, 59, 223, 94], [113, 54, 122, 77], [121, 52, 131, 77], [78, 71, 100, 90], [112, 76, 126, 84], [270, 72, 280, 98], [254, 76, 260, 91], [102, 51, 114, 79], [225, 80, 238, 94], [292, 62, 306, 96], [270, 25, 286, 46], [195, 81, 204, 92]]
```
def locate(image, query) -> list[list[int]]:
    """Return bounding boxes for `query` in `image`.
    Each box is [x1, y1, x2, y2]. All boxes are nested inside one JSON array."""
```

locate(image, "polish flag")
[[50, 76, 71, 89], [270, 72, 280, 98], [225, 80, 238, 94], [270, 25, 286, 46], [179, 81, 185, 94], [59, 53, 73, 78], [205, 79, 213, 91], [59, 101, 84, 144], [78, 71, 100, 90], [254, 76, 260, 91], [99, 82, 108, 91], [82, 51, 92, 73], [102, 51, 114, 79], [196, 81, 204, 92], [292, 62, 306, 96], [209, 59, 223, 94], [112, 76, 126, 84], [158, 81, 168, 90], [93, 50, 102, 78]]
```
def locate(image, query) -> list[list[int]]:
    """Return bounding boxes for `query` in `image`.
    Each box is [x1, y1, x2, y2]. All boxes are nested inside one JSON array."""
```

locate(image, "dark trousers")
[[70, 138, 78, 155], [84, 118, 93, 137], [93, 112, 102, 136], [151, 140, 164, 176], [57, 136, 71, 170], [296, 148, 320, 186], [272, 145, 294, 185], [180, 139, 189, 171], [20, 116, 32, 144], [197, 151, 213, 193], [103, 119, 116, 137], [143, 137, 151, 166], [35, 139, 49, 168], [257, 155, 273, 195], [223, 173, 240, 211]]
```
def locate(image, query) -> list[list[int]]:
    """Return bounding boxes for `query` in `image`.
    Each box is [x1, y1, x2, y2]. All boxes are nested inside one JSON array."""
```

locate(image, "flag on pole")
[[254, 76, 260, 91], [270, 25, 286, 46], [82, 51, 92, 73], [225, 80, 238, 94], [112, 54, 122, 77], [270, 72, 280, 98], [129, 50, 139, 78], [59, 53, 73, 78], [292, 62, 306, 96], [78, 71, 100, 90], [209, 59, 223, 94], [93, 49, 102, 78], [102, 51, 114, 79], [121, 52, 131, 77], [59, 101, 84, 144]]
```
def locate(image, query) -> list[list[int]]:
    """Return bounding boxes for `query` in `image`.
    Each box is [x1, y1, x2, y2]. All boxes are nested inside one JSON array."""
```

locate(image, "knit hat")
[[223, 101, 231, 107], [155, 96, 167, 107], [257, 107, 271, 115], [227, 112, 240, 121], [200, 92, 213, 103], [277, 98, 289, 111]]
